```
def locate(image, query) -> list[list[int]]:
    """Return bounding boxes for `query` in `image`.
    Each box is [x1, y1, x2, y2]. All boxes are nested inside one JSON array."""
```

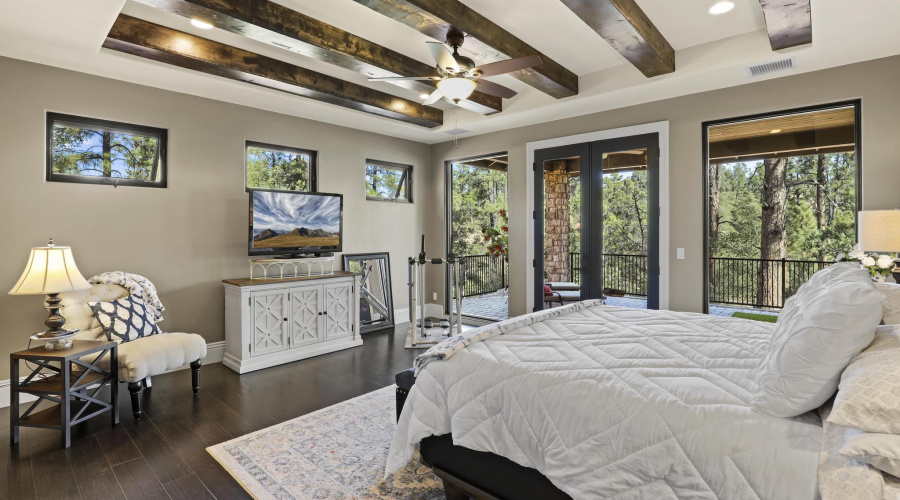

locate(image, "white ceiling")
[[1, 0, 899, 144]]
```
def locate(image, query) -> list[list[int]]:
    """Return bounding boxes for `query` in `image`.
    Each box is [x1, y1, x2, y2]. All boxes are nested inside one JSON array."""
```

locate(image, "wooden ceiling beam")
[[758, 0, 812, 50], [132, 0, 501, 115], [709, 145, 853, 165], [461, 159, 507, 172], [709, 125, 854, 162], [604, 152, 648, 170], [104, 15, 443, 128], [559, 0, 675, 78], [353, 0, 578, 98]]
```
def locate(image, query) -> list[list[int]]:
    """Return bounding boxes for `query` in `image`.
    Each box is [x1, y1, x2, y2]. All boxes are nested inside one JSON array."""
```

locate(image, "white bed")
[[387, 304, 823, 499]]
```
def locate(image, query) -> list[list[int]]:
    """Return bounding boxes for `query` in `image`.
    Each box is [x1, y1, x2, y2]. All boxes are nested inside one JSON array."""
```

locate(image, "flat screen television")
[[249, 189, 343, 257]]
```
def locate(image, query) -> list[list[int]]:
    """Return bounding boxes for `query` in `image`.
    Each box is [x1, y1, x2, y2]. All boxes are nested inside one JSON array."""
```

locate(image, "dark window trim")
[[245, 141, 318, 192], [46, 112, 168, 188], [366, 159, 413, 203], [701, 99, 863, 314]]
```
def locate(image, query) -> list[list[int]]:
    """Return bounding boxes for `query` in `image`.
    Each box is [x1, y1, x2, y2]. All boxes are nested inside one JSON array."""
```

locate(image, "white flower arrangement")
[[843, 245, 896, 280]]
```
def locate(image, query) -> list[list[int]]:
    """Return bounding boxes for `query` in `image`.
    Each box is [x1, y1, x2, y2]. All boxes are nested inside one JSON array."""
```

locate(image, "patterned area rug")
[[207, 386, 444, 499]]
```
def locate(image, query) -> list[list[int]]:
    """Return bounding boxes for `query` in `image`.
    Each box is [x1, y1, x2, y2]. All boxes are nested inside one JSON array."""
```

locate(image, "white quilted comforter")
[[387, 304, 824, 499]]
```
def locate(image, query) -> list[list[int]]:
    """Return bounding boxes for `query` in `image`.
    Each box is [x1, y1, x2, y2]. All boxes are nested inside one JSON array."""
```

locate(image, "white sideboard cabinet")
[[222, 272, 361, 374]]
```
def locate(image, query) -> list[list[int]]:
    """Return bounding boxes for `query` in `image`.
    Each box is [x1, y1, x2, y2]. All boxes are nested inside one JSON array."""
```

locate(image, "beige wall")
[[430, 55, 900, 317], [0, 56, 433, 380], [4, 53, 900, 380]]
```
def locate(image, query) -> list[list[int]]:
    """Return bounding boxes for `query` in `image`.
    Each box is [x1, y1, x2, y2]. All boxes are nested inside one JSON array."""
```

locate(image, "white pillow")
[[841, 429, 900, 478], [752, 263, 883, 417], [875, 282, 900, 325], [829, 325, 900, 434]]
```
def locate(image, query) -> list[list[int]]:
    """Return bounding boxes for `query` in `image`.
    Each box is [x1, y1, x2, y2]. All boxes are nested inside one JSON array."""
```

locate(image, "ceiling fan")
[[368, 28, 542, 105]]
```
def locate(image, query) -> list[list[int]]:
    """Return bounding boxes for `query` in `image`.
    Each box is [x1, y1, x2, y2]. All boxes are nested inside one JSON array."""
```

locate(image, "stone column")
[[544, 160, 570, 283]]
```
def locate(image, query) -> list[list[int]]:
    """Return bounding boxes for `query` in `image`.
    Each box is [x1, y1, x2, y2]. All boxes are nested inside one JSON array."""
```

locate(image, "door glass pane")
[[542, 157, 581, 308], [602, 149, 649, 309], [449, 156, 509, 321], [706, 104, 859, 318]]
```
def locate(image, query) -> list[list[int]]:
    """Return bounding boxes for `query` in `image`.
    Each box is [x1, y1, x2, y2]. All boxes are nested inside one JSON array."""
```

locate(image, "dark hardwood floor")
[[1, 325, 418, 499]]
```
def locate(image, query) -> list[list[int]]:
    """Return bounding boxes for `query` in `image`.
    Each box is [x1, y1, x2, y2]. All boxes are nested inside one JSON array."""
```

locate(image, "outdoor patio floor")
[[457, 293, 778, 321]]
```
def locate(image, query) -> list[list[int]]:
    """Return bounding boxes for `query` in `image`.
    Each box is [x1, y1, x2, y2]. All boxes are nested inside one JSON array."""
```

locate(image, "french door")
[[534, 134, 660, 311]]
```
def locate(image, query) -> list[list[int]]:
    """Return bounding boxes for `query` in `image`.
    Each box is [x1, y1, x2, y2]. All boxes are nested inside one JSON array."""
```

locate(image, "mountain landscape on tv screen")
[[252, 191, 341, 249]]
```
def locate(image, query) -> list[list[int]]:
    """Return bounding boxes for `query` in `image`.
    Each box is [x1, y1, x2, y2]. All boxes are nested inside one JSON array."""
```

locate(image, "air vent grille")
[[746, 58, 796, 78], [443, 128, 471, 135]]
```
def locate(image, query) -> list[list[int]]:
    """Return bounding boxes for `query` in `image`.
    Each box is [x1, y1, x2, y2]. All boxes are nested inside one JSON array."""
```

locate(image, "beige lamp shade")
[[858, 210, 900, 252], [9, 243, 91, 295]]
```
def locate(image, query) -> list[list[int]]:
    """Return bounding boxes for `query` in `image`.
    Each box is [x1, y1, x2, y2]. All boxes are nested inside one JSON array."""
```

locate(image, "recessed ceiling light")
[[770, 129, 782, 134], [190, 19, 214, 29], [708, 1, 734, 15], [419, 93, 430, 99]]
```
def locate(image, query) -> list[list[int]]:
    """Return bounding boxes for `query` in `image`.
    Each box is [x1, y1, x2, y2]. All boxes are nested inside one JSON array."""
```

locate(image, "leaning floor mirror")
[[343, 253, 395, 333]]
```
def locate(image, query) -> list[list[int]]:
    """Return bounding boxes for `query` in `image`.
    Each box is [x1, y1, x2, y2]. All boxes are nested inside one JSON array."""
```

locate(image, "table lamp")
[[8, 239, 91, 347], [858, 210, 900, 282]]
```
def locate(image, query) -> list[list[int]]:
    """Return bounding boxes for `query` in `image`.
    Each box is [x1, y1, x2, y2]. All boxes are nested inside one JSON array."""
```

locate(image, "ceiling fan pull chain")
[[454, 108, 459, 149]]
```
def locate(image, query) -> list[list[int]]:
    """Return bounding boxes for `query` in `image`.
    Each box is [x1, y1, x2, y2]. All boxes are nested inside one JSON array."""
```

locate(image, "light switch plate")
[[433, 292, 438, 301], [676, 248, 685, 260]]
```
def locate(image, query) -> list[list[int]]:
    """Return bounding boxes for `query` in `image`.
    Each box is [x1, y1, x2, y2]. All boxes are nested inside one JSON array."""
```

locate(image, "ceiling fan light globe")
[[437, 77, 477, 101]]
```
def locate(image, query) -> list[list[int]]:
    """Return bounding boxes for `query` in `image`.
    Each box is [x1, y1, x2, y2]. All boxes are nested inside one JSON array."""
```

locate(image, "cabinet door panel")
[[290, 286, 322, 348], [251, 289, 288, 356], [324, 282, 353, 340]]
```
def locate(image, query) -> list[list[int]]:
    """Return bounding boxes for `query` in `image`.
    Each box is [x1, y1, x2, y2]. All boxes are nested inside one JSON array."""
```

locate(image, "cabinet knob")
[[283, 318, 287, 322]]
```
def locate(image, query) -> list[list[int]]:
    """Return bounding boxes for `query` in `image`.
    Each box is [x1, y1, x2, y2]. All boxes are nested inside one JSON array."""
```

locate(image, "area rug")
[[207, 386, 444, 499]]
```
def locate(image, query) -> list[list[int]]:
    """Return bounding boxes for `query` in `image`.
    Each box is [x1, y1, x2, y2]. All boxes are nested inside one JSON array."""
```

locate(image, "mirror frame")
[[342, 252, 395, 333]]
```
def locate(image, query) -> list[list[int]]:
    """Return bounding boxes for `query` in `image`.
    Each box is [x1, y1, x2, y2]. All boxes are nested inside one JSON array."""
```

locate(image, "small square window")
[[366, 160, 412, 203], [47, 113, 167, 188], [246, 141, 317, 192]]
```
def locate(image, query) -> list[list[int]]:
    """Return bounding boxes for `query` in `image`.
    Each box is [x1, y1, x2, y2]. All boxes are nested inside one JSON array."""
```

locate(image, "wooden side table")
[[10, 340, 119, 448]]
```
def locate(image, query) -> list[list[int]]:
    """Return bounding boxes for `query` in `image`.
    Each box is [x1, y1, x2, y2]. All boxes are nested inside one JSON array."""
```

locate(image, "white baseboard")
[[394, 304, 444, 325], [0, 340, 226, 409]]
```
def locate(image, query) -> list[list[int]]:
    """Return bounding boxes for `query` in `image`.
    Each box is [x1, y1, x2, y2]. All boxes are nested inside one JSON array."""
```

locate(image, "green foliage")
[[568, 176, 581, 252], [568, 171, 650, 255], [716, 162, 763, 258], [366, 164, 407, 199], [482, 210, 509, 257], [602, 171, 649, 254], [711, 152, 857, 262], [52, 125, 159, 180], [731, 312, 778, 323], [247, 146, 309, 191], [450, 164, 508, 256]]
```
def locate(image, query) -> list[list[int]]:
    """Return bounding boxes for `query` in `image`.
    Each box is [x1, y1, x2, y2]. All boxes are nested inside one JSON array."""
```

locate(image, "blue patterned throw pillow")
[[89, 295, 161, 343]]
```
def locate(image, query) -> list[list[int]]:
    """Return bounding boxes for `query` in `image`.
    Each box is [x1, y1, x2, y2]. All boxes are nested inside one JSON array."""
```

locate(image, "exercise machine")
[[407, 235, 463, 348]]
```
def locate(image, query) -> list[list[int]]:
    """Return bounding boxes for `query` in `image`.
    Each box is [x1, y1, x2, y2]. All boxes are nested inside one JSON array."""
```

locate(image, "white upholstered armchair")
[[60, 282, 207, 419]]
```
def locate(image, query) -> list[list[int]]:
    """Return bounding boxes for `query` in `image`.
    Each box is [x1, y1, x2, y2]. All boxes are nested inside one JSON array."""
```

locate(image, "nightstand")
[[10, 340, 119, 448]]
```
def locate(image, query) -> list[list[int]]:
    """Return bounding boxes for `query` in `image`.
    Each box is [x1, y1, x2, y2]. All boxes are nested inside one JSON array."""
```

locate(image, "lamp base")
[[31, 329, 79, 350]]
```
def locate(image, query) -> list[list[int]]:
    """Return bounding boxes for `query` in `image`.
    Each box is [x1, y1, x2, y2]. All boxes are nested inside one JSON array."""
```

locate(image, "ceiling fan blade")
[[473, 79, 518, 99], [472, 55, 542, 77], [368, 76, 438, 82], [422, 89, 443, 105], [426, 41, 460, 73]]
